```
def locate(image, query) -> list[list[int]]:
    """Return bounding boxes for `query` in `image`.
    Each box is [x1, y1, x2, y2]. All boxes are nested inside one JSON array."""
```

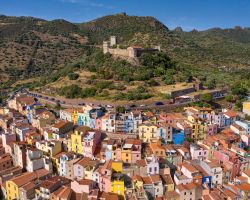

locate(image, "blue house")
[[26, 102, 43, 123], [201, 175, 212, 188], [172, 127, 184, 144]]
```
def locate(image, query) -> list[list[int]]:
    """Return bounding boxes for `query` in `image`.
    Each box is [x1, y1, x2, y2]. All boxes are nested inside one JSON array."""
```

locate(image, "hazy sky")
[[0, 0, 250, 31]]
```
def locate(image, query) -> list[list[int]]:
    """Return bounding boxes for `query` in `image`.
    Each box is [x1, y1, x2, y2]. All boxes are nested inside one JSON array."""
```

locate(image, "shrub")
[[59, 84, 82, 98], [68, 73, 79, 80], [200, 93, 213, 103]]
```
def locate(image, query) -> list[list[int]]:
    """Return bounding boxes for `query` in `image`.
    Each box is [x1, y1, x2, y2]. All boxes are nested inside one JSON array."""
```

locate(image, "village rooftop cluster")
[[0, 93, 250, 200]]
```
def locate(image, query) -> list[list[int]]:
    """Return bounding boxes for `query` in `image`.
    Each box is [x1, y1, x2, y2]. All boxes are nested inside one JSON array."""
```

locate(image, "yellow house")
[[111, 178, 125, 199], [51, 152, 65, 174], [186, 115, 206, 141], [243, 102, 250, 115], [36, 140, 62, 157], [111, 161, 124, 199], [162, 174, 174, 192], [121, 148, 131, 163], [71, 109, 80, 124], [71, 126, 91, 154], [6, 172, 37, 200], [138, 123, 158, 143], [112, 161, 122, 173]]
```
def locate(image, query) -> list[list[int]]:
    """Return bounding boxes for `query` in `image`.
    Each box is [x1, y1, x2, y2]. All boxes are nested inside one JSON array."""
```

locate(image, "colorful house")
[[138, 123, 158, 143], [185, 115, 206, 141], [172, 126, 185, 144], [71, 126, 91, 155], [6, 172, 37, 200], [82, 130, 101, 158]]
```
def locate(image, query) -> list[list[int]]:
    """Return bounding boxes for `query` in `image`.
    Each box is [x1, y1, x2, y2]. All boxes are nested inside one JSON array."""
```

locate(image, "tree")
[[231, 83, 247, 99], [116, 106, 126, 113], [200, 93, 213, 103], [225, 95, 233, 102]]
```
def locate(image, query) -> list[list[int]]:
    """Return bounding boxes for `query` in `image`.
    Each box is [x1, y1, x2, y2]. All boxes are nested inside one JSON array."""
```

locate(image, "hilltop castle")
[[103, 36, 160, 58]]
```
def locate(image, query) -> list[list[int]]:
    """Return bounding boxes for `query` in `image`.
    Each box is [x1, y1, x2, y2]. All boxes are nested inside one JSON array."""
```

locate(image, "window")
[[149, 167, 152, 172], [184, 192, 186, 195], [190, 192, 192, 195]]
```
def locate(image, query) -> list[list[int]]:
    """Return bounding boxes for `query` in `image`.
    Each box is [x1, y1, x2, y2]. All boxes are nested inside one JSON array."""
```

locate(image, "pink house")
[[213, 149, 249, 180], [2, 132, 16, 153], [99, 160, 112, 193], [206, 123, 218, 136], [71, 179, 94, 194], [82, 130, 101, 158], [190, 144, 209, 161], [124, 139, 142, 164]]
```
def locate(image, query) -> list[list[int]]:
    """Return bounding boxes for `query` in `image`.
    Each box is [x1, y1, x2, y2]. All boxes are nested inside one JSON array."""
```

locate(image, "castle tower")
[[103, 41, 109, 54], [110, 36, 117, 46]]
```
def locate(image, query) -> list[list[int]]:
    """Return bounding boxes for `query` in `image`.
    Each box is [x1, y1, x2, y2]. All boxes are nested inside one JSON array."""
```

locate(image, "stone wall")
[[107, 48, 130, 57]]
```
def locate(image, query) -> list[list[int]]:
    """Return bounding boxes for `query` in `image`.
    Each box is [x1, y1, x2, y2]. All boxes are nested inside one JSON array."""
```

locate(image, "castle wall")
[[107, 48, 129, 57]]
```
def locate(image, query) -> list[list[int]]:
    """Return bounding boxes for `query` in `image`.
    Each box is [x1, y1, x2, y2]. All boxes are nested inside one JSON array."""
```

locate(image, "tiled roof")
[[10, 172, 36, 187], [136, 159, 147, 167]]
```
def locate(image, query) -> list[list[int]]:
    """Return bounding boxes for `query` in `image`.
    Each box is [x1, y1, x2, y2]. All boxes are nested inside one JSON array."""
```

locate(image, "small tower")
[[110, 36, 117, 46], [103, 41, 109, 54]]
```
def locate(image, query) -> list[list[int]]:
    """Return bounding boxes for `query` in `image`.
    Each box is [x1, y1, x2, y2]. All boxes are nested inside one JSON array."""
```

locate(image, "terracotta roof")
[[142, 176, 153, 184], [10, 172, 36, 187], [76, 157, 97, 167], [78, 179, 94, 185], [161, 174, 174, 185], [224, 110, 237, 118], [205, 159, 221, 168], [176, 182, 196, 192], [52, 186, 72, 199], [181, 163, 198, 173], [52, 120, 71, 129], [21, 181, 36, 191], [150, 174, 161, 183], [242, 169, 250, 178], [236, 182, 250, 191], [34, 168, 50, 179], [136, 159, 147, 167], [99, 192, 119, 200], [125, 139, 141, 146]]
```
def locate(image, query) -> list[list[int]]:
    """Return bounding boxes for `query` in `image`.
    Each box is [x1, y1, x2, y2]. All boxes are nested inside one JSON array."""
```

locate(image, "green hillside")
[[0, 13, 250, 88]]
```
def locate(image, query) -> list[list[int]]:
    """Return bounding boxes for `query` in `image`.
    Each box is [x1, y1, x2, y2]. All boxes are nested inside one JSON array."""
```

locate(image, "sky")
[[0, 0, 250, 31]]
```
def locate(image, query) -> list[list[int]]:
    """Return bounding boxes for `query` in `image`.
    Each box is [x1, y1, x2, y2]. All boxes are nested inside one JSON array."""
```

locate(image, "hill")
[[0, 13, 250, 89], [0, 15, 86, 83]]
